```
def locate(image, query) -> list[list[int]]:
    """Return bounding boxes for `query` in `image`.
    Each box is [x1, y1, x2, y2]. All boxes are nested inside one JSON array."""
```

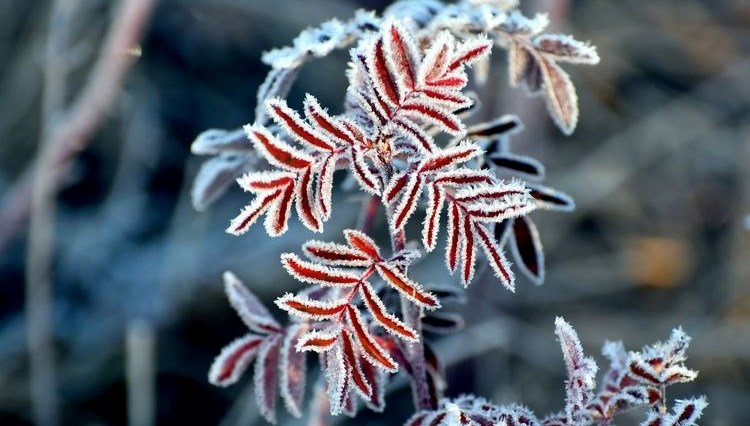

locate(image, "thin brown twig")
[[0, 0, 158, 254], [24, 0, 157, 424]]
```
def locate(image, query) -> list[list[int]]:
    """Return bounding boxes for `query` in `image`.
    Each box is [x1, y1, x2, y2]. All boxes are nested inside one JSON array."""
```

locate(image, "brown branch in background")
[[24, 0, 157, 425], [0, 0, 158, 254]]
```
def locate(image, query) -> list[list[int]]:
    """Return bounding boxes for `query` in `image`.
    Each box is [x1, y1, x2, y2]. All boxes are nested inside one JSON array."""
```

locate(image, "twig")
[[126, 320, 156, 426], [24, 0, 157, 425], [0, 0, 157, 253]]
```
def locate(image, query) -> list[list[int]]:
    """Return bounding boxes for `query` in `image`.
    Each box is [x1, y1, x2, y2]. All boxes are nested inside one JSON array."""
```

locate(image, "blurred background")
[[1, 0, 749, 424]]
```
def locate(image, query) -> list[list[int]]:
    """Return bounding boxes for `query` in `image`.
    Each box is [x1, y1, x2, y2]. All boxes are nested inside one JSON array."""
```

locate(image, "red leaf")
[[346, 306, 398, 373], [360, 281, 418, 341], [295, 328, 340, 353], [391, 174, 423, 230], [264, 182, 295, 236], [208, 334, 264, 387], [344, 229, 382, 261], [402, 102, 463, 135], [254, 334, 282, 424], [418, 32, 451, 84], [244, 124, 312, 170], [419, 143, 482, 173], [350, 147, 381, 195], [266, 98, 335, 151], [460, 214, 476, 286], [384, 21, 417, 91], [316, 152, 338, 220], [392, 117, 437, 153], [447, 37, 492, 72], [384, 172, 411, 204], [474, 222, 515, 292], [375, 263, 440, 309], [368, 38, 401, 106], [237, 171, 295, 192], [422, 184, 445, 251], [280, 325, 307, 418], [341, 329, 372, 399], [433, 169, 494, 187], [360, 356, 386, 412], [303, 240, 371, 267], [294, 166, 322, 232], [223, 271, 282, 334], [281, 253, 360, 286], [276, 293, 349, 320], [511, 215, 545, 284], [303, 94, 356, 145], [227, 189, 284, 236], [446, 201, 461, 273]]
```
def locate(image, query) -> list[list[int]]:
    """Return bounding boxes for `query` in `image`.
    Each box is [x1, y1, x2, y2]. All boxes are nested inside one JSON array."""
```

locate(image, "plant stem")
[[389, 227, 434, 411]]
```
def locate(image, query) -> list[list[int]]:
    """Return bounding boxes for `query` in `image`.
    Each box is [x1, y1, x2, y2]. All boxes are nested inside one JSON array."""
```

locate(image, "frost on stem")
[[408, 320, 706, 426]]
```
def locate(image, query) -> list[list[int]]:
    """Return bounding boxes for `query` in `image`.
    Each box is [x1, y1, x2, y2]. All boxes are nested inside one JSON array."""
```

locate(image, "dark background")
[[1, 0, 749, 424]]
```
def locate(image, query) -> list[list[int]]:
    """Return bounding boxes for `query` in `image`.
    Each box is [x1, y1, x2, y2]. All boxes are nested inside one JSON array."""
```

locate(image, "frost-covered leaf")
[[533, 34, 600, 65], [466, 115, 524, 140], [422, 311, 465, 334], [360, 281, 418, 341], [276, 293, 350, 320], [511, 216, 545, 284], [537, 54, 579, 135], [346, 306, 398, 373], [223, 271, 282, 334], [254, 334, 282, 423], [528, 183, 575, 211], [208, 334, 264, 387], [281, 253, 361, 286], [191, 154, 250, 211], [280, 325, 307, 418], [376, 263, 440, 309], [191, 129, 251, 155], [489, 152, 545, 180], [554, 317, 598, 424]]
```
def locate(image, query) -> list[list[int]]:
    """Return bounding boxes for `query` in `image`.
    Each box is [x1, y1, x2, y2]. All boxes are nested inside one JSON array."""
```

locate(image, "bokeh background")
[[1, 0, 749, 424]]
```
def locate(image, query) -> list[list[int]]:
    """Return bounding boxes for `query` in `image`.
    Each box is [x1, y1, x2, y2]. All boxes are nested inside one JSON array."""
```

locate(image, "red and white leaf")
[[511, 215, 545, 284], [294, 166, 323, 232], [266, 97, 335, 152], [208, 334, 264, 387], [391, 117, 437, 154], [223, 271, 282, 334], [466, 115, 524, 140], [237, 171, 295, 193], [555, 317, 597, 423], [344, 229, 382, 261], [384, 172, 411, 204], [227, 189, 283, 236], [315, 152, 338, 220], [422, 183, 445, 251], [488, 152, 545, 179], [244, 124, 313, 170], [254, 334, 282, 424], [453, 180, 527, 204], [528, 183, 575, 211], [447, 36, 492, 72], [360, 281, 418, 341], [303, 240, 371, 267], [383, 20, 418, 92], [263, 182, 295, 237], [375, 263, 440, 309], [295, 328, 340, 353], [366, 38, 401, 107], [281, 253, 360, 286], [360, 357, 386, 412], [345, 306, 398, 373], [280, 324, 307, 418], [303, 94, 356, 146], [433, 169, 494, 187], [350, 147, 381, 195], [325, 343, 349, 416], [341, 328, 373, 399], [391, 174, 423, 231], [460, 213, 476, 286], [419, 143, 483, 173], [402, 101, 463, 135], [275, 293, 349, 320], [474, 222, 515, 292], [445, 200, 461, 273], [418, 31, 452, 85]]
